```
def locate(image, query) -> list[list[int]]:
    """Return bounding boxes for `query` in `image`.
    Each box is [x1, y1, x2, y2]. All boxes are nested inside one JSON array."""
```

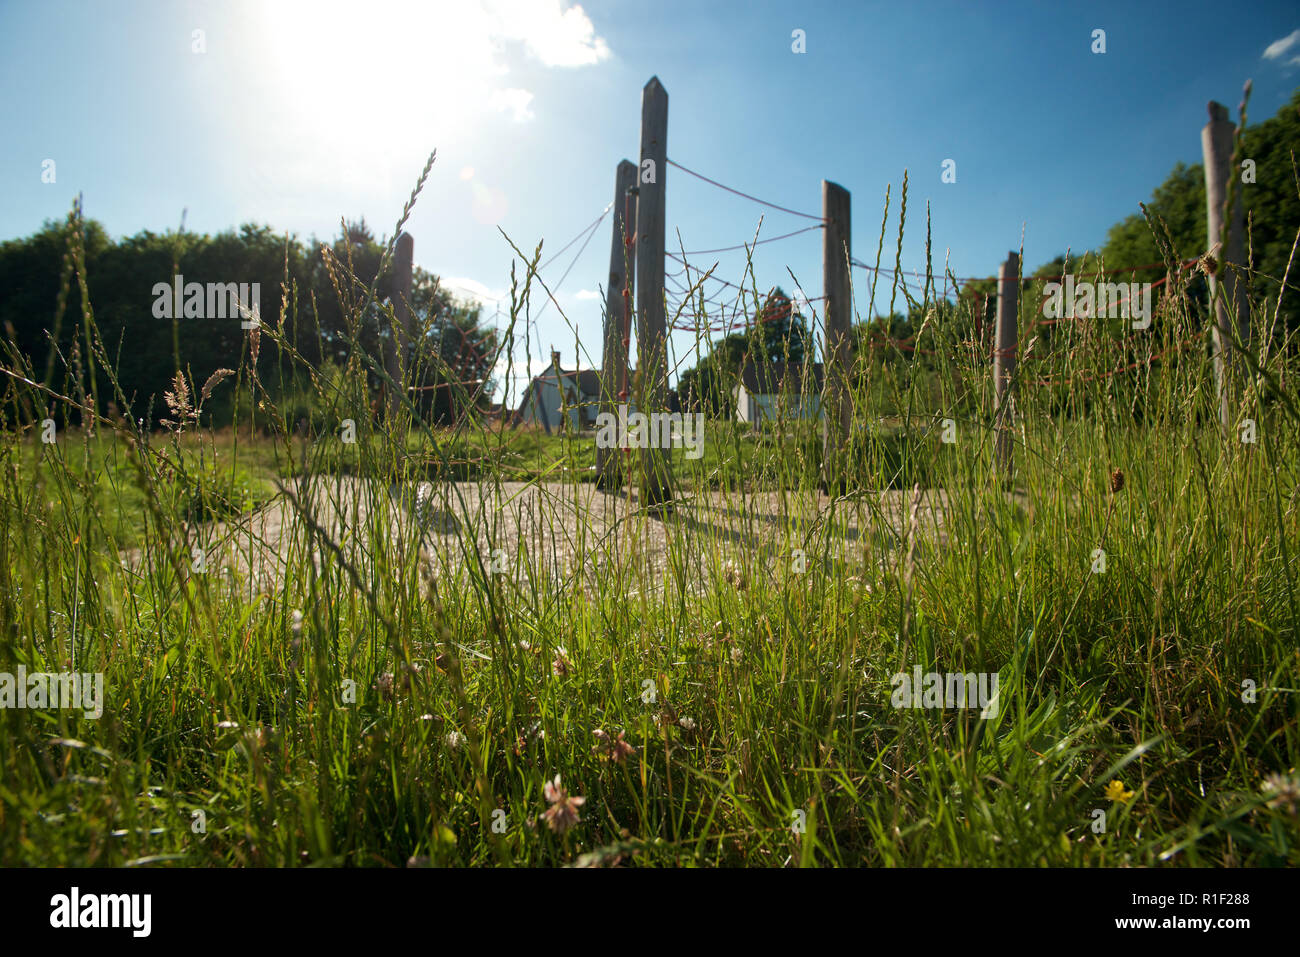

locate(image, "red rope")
[[1028, 331, 1206, 386]]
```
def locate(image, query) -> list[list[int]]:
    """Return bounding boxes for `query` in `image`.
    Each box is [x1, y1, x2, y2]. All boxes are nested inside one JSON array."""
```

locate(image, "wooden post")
[[1201, 100, 1248, 432], [820, 180, 852, 493], [993, 251, 1019, 482], [388, 231, 415, 420], [635, 76, 671, 511], [597, 159, 638, 490]]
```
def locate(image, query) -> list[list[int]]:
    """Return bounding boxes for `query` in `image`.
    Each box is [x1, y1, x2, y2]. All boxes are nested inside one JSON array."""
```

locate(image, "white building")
[[513, 351, 603, 433], [734, 360, 825, 425]]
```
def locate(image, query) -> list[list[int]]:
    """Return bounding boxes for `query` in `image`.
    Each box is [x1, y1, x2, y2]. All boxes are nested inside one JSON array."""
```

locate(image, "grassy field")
[[2, 185, 1298, 868]]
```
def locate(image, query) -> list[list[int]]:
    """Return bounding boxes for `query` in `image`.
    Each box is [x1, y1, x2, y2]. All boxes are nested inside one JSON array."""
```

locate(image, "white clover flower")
[[541, 774, 585, 834], [1262, 771, 1299, 813], [721, 560, 747, 590]]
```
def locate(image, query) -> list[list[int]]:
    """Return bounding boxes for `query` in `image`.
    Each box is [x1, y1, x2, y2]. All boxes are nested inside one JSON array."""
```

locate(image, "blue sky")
[[2, 0, 1298, 405]]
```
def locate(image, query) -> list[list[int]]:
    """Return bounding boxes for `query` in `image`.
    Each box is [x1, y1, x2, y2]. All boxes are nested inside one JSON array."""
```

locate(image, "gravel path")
[[125, 477, 956, 596]]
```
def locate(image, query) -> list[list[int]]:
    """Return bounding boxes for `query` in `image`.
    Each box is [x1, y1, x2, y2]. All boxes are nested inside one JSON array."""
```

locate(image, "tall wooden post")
[[598, 159, 638, 490], [820, 180, 852, 493], [1201, 100, 1248, 432], [636, 76, 671, 512], [993, 251, 1019, 482], [388, 231, 415, 421]]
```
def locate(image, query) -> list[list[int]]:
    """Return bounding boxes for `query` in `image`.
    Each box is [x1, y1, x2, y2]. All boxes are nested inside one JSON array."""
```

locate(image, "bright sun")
[[252, 1, 512, 163]]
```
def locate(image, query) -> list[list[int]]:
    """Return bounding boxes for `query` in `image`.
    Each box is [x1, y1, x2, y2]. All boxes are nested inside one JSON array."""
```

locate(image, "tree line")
[[0, 217, 497, 430]]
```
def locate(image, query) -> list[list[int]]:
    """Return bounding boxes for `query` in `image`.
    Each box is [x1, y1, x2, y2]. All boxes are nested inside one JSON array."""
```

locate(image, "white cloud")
[[502, 359, 546, 378], [438, 276, 508, 309], [1263, 29, 1300, 59], [574, 289, 601, 300], [488, 0, 612, 67], [495, 357, 556, 405], [488, 88, 536, 122]]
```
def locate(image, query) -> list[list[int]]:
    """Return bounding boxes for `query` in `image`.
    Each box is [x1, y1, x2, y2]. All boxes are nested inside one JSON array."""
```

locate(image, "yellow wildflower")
[[1104, 779, 1135, 803]]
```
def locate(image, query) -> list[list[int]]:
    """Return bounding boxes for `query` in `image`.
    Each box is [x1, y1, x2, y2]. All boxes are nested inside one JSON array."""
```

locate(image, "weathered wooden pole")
[[388, 231, 415, 421], [820, 180, 852, 493], [597, 159, 638, 491], [636, 76, 671, 511], [1201, 100, 1248, 432], [993, 251, 1019, 482]]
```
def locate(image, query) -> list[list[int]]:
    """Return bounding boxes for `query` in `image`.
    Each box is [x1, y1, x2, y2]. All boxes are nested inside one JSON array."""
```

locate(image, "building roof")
[[565, 368, 602, 397], [737, 360, 824, 395], [536, 353, 602, 397], [510, 359, 603, 423]]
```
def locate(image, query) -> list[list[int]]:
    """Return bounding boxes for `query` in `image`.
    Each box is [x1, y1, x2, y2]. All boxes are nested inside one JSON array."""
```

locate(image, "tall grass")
[[1, 157, 1297, 867]]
